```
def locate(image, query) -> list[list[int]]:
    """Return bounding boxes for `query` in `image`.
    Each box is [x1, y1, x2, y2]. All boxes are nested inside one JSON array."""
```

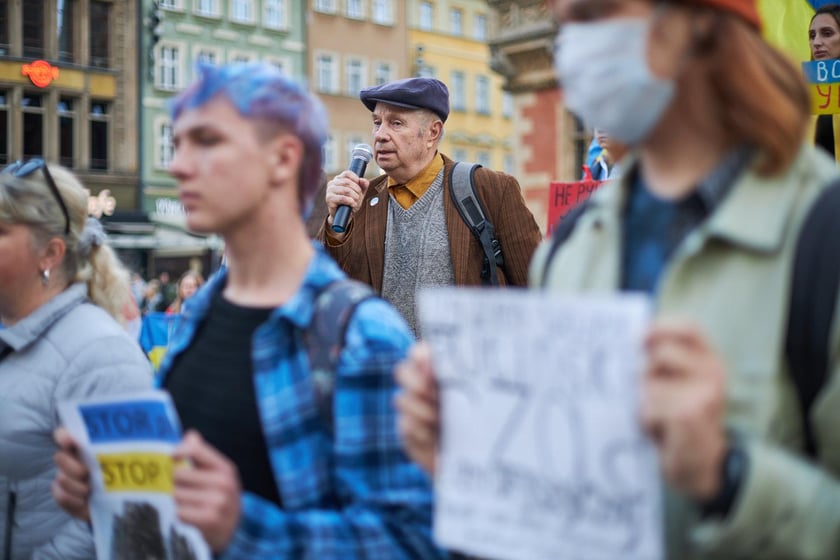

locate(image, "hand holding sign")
[[803, 60, 840, 114], [173, 430, 243, 553], [57, 390, 211, 560], [418, 288, 662, 560]]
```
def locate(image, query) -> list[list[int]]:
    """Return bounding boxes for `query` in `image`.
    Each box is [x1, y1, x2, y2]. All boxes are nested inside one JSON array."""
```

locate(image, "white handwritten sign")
[[418, 288, 662, 560]]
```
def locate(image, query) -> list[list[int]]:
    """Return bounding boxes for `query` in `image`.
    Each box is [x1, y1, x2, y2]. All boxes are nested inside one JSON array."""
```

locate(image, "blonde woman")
[[0, 160, 151, 559]]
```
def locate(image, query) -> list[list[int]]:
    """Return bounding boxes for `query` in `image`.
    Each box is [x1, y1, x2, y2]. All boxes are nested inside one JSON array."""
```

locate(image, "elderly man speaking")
[[318, 77, 541, 336]]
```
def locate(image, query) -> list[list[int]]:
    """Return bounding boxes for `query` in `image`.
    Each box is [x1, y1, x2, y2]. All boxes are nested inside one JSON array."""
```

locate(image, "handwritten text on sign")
[[802, 61, 840, 115], [418, 289, 662, 560], [547, 180, 602, 235]]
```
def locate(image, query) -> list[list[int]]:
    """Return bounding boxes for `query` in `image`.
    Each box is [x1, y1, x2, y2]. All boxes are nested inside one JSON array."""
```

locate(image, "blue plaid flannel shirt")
[[156, 244, 444, 559]]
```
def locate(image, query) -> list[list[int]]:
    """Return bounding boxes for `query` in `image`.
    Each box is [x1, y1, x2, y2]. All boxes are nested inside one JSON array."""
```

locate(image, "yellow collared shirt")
[[387, 153, 445, 209]]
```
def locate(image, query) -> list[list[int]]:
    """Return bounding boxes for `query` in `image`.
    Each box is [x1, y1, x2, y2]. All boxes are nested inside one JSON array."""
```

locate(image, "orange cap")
[[689, 0, 761, 29]]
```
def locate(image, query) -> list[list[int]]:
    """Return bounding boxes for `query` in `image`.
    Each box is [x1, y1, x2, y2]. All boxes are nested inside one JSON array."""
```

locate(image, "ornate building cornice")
[[488, 0, 557, 92]]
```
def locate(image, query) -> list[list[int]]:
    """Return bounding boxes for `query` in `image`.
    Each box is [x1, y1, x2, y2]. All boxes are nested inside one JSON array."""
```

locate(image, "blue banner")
[[803, 60, 840, 83], [80, 400, 180, 444]]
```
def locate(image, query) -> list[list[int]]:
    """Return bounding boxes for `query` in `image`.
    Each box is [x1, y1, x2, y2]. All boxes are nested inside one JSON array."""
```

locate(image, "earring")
[[41, 268, 50, 286]]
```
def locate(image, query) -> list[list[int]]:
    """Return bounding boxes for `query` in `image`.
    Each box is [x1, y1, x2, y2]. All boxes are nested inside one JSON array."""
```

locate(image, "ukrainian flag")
[[759, 0, 831, 62], [139, 312, 178, 370]]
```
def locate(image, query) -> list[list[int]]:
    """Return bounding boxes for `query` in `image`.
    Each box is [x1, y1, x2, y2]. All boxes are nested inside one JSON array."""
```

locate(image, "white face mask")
[[554, 17, 675, 146]]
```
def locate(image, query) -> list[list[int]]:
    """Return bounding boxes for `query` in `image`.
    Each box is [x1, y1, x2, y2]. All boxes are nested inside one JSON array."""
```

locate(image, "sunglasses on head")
[[2, 158, 70, 235]]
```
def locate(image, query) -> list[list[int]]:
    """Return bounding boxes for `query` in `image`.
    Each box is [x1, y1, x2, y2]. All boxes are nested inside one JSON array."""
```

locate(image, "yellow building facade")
[[407, 0, 514, 174]]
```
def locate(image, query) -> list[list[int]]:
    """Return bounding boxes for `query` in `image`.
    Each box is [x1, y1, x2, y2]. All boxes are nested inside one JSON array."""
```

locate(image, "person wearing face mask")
[[809, 4, 840, 161], [395, 0, 840, 558]]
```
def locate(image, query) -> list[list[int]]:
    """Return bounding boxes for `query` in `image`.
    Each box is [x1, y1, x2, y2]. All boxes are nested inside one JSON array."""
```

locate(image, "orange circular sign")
[[21, 60, 60, 88]]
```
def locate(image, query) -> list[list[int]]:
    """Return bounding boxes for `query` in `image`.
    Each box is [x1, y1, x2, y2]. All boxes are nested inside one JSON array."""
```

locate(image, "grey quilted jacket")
[[0, 284, 152, 559]]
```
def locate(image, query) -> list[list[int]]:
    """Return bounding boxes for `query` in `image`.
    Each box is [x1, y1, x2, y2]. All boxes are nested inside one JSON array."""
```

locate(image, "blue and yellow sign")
[[96, 452, 174, 493]]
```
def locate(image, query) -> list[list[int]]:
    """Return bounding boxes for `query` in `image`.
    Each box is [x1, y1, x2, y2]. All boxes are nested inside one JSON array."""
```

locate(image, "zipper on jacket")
[[3, 490, 14, 560]]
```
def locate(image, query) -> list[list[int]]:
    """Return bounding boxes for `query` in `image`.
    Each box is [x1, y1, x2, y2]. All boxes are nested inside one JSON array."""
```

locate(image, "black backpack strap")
[[303, 279, 376, 433], [449, 162, 505, 286], [786, 179, 840, 458], [540, 200, 591, 288]]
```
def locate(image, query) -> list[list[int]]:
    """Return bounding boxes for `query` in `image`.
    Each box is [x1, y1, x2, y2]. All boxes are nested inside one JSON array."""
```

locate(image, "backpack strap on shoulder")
[[540, 200, 591, 288], [304, 279, 376, 434], [449, 161, 505, 286], [786, 179, 840, 458]]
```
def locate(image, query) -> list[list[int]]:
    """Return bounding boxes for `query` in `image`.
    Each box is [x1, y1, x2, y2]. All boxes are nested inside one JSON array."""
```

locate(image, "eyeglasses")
[[2, 159, 70, 235]]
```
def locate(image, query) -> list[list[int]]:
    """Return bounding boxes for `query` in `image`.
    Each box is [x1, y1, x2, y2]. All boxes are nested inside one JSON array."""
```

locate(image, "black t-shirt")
[[164, 291, 282, 506]]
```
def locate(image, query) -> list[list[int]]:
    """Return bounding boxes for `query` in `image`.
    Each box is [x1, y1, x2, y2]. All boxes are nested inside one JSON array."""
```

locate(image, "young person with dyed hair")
[[52, 62, 443, 559], [396, 0, 840, 558]]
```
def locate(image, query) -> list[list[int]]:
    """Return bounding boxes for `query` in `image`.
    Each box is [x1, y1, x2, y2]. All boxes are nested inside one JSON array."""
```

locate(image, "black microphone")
[[332, 143, 373, 233]]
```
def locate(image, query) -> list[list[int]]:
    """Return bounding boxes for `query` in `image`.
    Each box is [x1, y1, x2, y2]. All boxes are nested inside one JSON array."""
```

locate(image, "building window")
[[323, 134, 337, 171], [22, 93, 45, 160], [504, 153, 514, 175], [314, 0, 336, 14], [231, 0, 253, 22], [372, 0, 392, 24], [451, 71, 466, 111], [374, 61, 392, 86], [158, 122, 174, 169], [316, 53, 337, 94], [452, 148, 468, 162], [450, 8, 462, 35], [196, 48, 218, 65], [419, 2, 433, 31], [90, 100, 109, 170], [58, 97, 76, 168], [502, 91, 513, 118], [474, 13, 487, 41], [346, 0, 363, 19], [264, 0, 287, 29], [157, 45, 180, 90], [229, 52, 253, 63], [476, 151, 491, 168], [345, 58, 365, 96], [476, 76, 490, 114], [265, 56, 288, 74], [89, 1, 110, 68], [196, 0, 218, 17], [160, 0, 178, 8], [0, 90, 8, 165], [345, 135, 366, 168], [0, 0, 8, 55], [22, 3, 45, 58], [57, 0, 77, 63]]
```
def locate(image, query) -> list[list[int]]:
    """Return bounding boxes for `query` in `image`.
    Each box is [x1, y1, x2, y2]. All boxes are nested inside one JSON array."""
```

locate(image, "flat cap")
[[360, 77, 450, 122]]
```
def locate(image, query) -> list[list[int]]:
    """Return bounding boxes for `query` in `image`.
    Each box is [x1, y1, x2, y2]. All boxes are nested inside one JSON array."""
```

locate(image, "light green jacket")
[[531, 145, 840, 559]]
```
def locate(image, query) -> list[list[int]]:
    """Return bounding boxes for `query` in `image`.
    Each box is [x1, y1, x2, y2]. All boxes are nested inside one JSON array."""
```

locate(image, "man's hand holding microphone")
[[326, 144, 373, 236]]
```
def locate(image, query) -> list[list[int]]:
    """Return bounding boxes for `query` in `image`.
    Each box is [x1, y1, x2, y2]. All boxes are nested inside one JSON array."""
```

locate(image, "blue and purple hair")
[[170, 62, 328, 217]]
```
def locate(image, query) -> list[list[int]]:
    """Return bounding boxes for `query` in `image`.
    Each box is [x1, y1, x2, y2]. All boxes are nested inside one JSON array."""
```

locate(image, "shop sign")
[[21, 60, 60, 88]]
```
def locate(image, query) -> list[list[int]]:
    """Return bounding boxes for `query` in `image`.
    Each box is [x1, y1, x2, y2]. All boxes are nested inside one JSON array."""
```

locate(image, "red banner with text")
[[547, 180, 604, 236]]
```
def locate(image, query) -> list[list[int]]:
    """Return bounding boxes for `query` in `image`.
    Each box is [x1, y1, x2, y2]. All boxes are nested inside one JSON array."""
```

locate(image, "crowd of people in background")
[[131, 269, 205, 316]]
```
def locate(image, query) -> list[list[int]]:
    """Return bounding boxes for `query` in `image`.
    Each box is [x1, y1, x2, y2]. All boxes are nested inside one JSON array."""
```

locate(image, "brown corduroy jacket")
[[317, 154, 542, 292]]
